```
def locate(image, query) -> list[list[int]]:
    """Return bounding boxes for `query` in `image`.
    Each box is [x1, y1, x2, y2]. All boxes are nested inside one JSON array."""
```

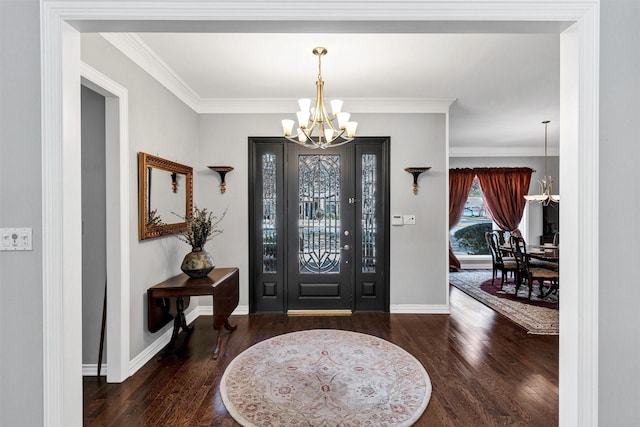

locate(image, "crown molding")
[[198, 97, 455, 114], [101, 33, 202, 111], [449, 145, 560, 157], [52, 1, 598, 22], [100, 33, 454, 114]]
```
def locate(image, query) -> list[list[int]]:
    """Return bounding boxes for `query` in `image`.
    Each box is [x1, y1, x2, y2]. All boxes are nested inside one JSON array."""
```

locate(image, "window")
[[451, 177, 492, 256], [451, 176, 528, 256]]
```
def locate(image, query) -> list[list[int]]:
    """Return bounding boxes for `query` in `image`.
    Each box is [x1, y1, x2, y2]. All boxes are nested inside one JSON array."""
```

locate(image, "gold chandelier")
[[281, 47, 357, 149], [524, 120, 560, 205]]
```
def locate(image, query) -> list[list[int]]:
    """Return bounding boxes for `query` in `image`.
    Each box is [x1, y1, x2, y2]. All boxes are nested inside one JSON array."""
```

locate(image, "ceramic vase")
[[181, 247, 215, 279]]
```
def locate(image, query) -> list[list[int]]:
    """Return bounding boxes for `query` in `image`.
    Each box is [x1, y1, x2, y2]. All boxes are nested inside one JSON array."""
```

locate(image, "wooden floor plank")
[[83, 285, 558, 426]]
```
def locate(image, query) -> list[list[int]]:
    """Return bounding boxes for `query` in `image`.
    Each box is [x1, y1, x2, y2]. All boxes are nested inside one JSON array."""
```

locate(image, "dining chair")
[[529, 252, 560, 271], [509, 235, 559, 300], [486, 231, 518, 290]]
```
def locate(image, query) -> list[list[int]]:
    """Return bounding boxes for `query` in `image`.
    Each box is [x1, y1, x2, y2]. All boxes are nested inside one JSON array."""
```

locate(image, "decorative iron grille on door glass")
[[262, 154, 277, 272], [361, 154, 377, 273], [298, 154, 341, 273]]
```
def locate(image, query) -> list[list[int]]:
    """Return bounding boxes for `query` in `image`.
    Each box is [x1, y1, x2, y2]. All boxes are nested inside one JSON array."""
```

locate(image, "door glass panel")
[[262, 154, 277, 273], [362, 154, 377, 273], [298, 154, 341, 273]]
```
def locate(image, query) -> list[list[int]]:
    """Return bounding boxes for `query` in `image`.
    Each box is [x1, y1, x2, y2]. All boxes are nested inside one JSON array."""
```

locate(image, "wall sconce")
[[208, 166, 234, 194], [170, 172, 178, 193], [404, 167, 431, 195]]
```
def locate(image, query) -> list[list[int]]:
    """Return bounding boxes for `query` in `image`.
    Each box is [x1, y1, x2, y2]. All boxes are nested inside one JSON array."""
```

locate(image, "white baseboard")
[[82, 363, 108, 376], [196, 305, 249, 316], [127, 306, 200, 376], [81, 305, 251, 378], [459, 258, 492, 270], [89, 302, 437, 379], [233, 305, 249, 315], [390, 304, 450, 314]]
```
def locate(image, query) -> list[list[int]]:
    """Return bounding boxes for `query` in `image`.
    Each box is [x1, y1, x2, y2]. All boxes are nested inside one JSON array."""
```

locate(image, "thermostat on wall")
[[391, 215, 403, 226]]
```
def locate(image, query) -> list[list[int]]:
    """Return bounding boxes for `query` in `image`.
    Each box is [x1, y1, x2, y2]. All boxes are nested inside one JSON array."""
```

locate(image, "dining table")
[[499, 244, 559, 262], [526, 245, 559, 262]]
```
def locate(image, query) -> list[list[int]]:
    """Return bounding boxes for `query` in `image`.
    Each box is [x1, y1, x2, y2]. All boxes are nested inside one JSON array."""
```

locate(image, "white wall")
[[80, 34, 201, 358], [198, 113, 449, 308]]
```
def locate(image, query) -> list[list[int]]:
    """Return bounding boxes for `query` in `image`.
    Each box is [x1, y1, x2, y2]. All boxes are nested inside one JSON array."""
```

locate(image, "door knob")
[[341, 244, 351, 251], [344, 230, 350, 236]]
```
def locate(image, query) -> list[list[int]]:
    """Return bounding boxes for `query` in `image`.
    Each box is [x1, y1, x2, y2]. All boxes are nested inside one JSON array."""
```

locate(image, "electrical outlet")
[[0, 228, 33, 251], [403, 215, 416, 225]]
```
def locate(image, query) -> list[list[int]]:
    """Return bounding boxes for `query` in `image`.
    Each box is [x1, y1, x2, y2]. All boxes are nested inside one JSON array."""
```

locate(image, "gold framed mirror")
[[138, 152, 193, 240]]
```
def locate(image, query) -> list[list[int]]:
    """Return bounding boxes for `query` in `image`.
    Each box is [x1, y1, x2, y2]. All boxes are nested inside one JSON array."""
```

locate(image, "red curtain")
[[475, 167, 532, 237], [449, 168, 475, 271]]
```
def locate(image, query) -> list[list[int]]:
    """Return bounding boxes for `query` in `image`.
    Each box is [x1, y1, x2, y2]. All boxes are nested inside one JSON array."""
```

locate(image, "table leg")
[[212, 320, 238, 360], [211, 273, 239, 359], [162, 297, 194, 357]]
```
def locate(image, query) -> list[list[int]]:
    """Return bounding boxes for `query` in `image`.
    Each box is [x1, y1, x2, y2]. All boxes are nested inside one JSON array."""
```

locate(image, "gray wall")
[[0, 0, 44, 425], [78, 40, 449, 353], [79, 37, 448, 357], [599, 0, 640, 424], [80, 34, 202, 358], [197, 113, 448, 308], [0, 1, 639, 426], [449, 155, 560, 242], [81, 86, 107, 366]]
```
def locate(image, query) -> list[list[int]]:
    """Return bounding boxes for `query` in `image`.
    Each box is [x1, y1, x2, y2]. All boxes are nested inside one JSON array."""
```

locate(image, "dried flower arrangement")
[[177, 206, 227, 249], [146, 209, 164, 227]]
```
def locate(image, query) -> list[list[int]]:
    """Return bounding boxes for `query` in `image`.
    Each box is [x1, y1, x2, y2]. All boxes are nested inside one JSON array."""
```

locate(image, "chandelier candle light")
[[524, 120, 559, 206], [281, 47, 357, 149]]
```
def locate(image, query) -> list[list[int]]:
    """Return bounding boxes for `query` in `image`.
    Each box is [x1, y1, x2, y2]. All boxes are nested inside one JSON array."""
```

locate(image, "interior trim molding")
[[127, 306, 200, 376], [450, 146, 560, 158], [127, 306, 249, 376], [101, 33, 202, 111], [81, 306, 251, 379], [101, 33, 455, 114], [390, 304, 450, 314], [198, 98, 456, 114], [458, 257, 493, 270], [41, 2, 599, 426], [79, 62, 131, 384], [197, 305, 250, 316], [81, 363, 108, 377], [41, 6, 65, 424]]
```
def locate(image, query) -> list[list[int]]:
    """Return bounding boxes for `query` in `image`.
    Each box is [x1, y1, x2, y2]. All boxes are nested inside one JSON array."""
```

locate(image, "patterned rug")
[[450, 270, 559, 335], [220, 329, 432, 426]]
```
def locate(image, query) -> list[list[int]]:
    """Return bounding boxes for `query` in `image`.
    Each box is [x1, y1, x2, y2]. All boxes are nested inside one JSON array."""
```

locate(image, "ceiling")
[[109, 31, 562, 155]]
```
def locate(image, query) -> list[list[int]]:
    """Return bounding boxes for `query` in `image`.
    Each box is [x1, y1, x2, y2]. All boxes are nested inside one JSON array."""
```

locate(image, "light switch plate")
[[403, 215, 416, 225], [0, 228, 33, 251], [391, 215, 404, 226]]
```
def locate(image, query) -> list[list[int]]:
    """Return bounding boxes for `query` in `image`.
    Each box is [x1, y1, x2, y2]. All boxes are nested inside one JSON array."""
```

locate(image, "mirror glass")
[[138, 152, 193, 240]]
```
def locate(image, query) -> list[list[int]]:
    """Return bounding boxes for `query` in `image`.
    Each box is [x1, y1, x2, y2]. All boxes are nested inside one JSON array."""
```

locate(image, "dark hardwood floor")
[[83, 286, 558, 426]]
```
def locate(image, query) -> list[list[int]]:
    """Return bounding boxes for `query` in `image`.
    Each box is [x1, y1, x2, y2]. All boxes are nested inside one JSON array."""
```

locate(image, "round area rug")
[[220, 329, 431, 426]]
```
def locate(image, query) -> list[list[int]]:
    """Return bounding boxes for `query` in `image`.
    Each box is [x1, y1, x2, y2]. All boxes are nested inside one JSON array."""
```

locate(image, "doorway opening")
[[80, 64, 131, 384]]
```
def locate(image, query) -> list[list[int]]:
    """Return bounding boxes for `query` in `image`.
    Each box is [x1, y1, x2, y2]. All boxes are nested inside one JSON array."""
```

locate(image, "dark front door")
[[249, 137, 389, 313], [286, 143, 354, 311]]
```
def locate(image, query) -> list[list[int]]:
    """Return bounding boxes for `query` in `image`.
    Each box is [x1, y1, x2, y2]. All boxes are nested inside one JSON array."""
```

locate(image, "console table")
[[147, 267, 239, 359]]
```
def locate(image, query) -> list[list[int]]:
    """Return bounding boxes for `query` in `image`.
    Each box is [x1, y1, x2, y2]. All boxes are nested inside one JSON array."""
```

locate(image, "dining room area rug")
[[220, 329, 432, 426], [450, 269, 559, 335]]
